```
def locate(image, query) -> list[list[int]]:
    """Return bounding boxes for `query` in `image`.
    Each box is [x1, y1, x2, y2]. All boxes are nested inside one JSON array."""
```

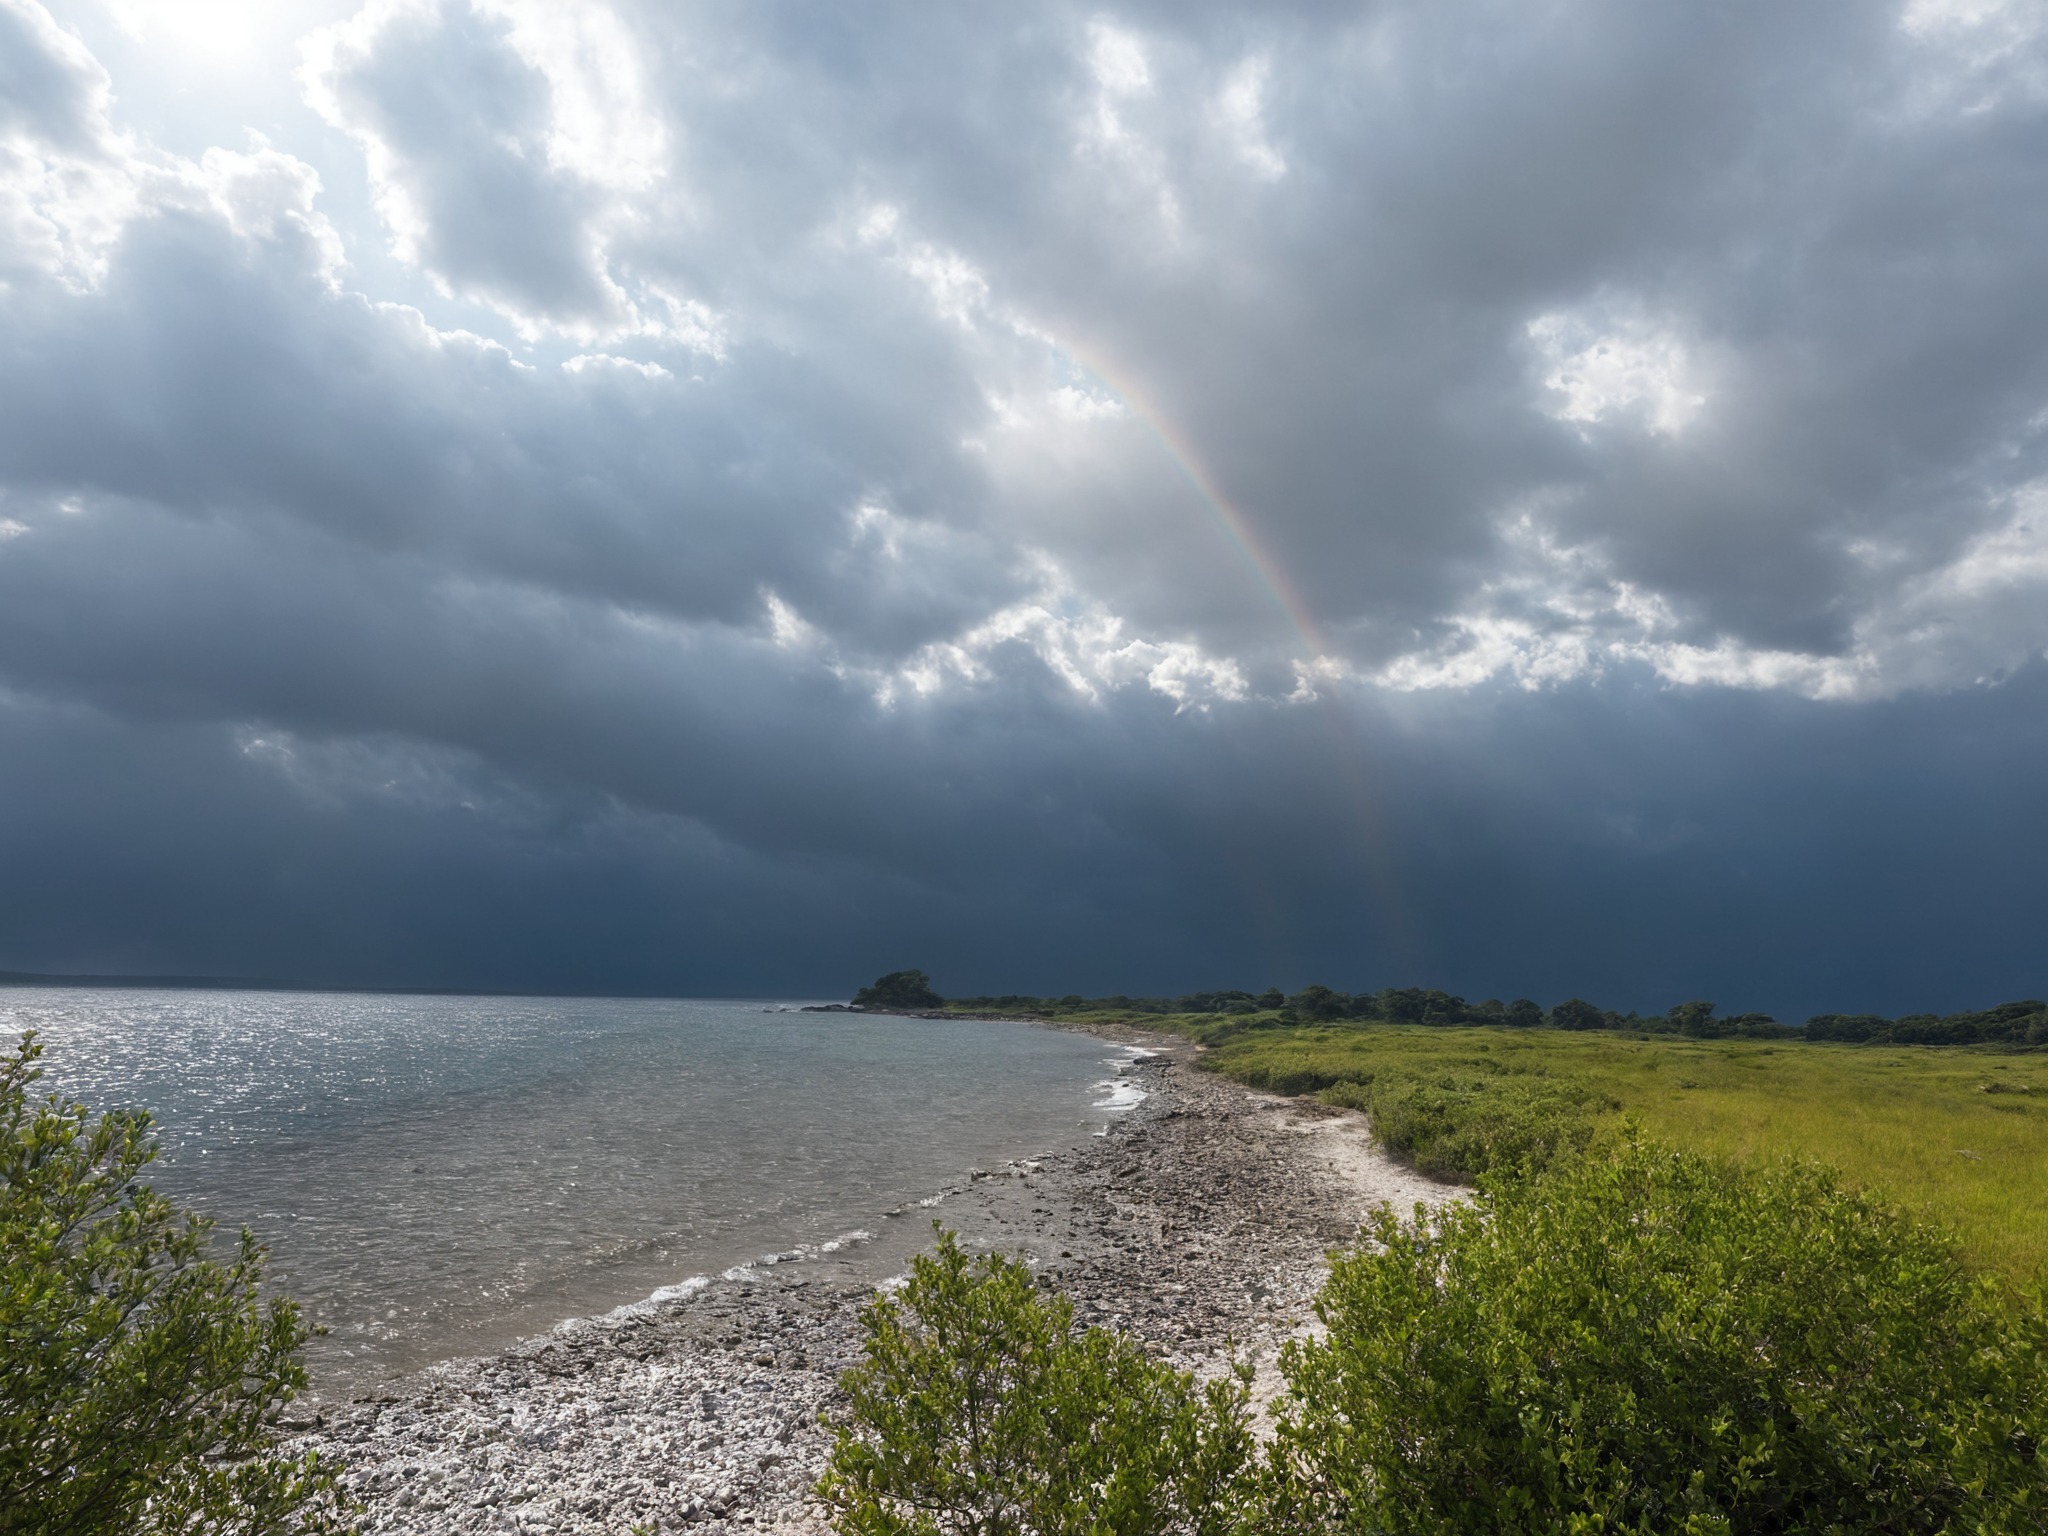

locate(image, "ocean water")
[[2, 990, 1131, 1391]]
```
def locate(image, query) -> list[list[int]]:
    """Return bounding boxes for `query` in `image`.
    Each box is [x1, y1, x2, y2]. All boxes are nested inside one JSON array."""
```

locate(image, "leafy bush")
[[818, 1230, 1257, 1536], [0, 1032, 348, 1536], [1313, 1070, 1607, 1181], [1208, 1032, 1611, 1181], [1272, 1139, 2048, 1535]]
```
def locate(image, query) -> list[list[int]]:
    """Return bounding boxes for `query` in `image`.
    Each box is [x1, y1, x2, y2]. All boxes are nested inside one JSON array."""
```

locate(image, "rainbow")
[[1053, 340, 1333, 664], [1054, 338, 1421, 970]]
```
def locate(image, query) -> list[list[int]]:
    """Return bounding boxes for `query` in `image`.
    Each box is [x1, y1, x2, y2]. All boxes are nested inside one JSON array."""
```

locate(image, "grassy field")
[[1095, 1016, 2048, 1286]]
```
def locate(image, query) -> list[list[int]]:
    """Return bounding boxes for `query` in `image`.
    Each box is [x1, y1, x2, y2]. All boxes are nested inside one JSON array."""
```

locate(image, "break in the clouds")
[[2, 0, 2047, 1014]]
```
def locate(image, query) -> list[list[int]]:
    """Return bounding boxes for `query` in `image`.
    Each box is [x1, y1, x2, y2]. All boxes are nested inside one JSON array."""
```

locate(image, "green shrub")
[[0, 1032, 348, 1536], [818, 1230, 1257, 1536], [1201, 1031, 1615, 1182], [1272, 1139, 2048, 1535], [1314, 1070, 1607, 1180]]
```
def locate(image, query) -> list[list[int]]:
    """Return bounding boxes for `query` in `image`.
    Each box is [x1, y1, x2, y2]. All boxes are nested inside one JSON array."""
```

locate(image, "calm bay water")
[[3, 990, 1125, 1391]]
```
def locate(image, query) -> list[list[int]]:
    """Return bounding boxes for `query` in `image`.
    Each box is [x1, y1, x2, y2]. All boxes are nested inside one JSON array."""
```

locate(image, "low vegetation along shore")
[[921, 973, 2048, 1285], [9, 981, 2048, 1534], [1196, 1021, 2048, 1284]]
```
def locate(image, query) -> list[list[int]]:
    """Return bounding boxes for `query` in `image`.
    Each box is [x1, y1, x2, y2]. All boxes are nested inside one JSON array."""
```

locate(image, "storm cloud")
[[2, 0, 2046, 1016]]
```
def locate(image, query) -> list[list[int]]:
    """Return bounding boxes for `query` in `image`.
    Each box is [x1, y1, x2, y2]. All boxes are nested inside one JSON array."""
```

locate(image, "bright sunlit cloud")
[[99, 0, 310, 68]]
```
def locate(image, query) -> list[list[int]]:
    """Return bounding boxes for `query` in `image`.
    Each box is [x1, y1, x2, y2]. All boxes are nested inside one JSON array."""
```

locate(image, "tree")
[[1544, 996, 1606, 1031], [1287, 985, 1346, 1020], [0, 1032, 348, 1536], [819, 1231, 1256, 1536], [1667, 998, 1720, 1036], [853, 970, 944, 1012]]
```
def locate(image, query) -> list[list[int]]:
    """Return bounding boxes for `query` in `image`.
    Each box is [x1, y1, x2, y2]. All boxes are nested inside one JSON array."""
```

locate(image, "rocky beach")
[[292, 1029, 1455, 1535]]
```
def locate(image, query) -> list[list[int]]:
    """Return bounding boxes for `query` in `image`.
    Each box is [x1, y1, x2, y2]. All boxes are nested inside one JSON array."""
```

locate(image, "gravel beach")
[[291, 1028, 1455, 1535]]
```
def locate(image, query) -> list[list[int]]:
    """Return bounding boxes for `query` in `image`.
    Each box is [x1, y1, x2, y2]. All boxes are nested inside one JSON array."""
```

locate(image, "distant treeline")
[[1804, 999, 2048, 1047], [943, 986, 2048, 1047]]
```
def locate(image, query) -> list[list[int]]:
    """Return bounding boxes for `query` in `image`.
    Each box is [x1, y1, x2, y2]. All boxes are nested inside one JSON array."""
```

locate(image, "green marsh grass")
[[1160, 1020, 2048, 1284]]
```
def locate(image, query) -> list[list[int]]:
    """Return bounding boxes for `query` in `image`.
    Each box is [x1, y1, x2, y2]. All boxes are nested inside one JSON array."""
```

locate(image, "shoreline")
[[292, 1022, 1456, 1534]]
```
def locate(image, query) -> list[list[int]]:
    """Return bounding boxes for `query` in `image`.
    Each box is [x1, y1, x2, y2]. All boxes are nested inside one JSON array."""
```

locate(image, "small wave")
[[1088, 1043, 1156, 1110], [1093, 1078, 1147, 1110], [754, 1228, 875, 1267], [720, 1227, 876, 1284], [586, 1273, 713, 1327], [570, 1225, 881, 1323]]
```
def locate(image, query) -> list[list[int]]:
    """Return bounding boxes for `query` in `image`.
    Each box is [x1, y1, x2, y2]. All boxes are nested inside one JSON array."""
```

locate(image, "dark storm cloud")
[[0, 204, 1009, 643], [2, 0, 2046, 1010]]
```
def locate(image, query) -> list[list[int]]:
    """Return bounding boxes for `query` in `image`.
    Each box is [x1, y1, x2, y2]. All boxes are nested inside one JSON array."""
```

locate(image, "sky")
[[2, 0, 2046, 1017]]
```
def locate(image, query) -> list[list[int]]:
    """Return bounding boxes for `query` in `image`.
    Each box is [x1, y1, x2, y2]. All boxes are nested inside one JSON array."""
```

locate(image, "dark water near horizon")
[[3, 990, 1132, 1392]]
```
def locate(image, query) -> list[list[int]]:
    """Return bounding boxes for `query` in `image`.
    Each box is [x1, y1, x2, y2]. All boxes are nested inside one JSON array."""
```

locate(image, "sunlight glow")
[[103, 0, 300, 69]]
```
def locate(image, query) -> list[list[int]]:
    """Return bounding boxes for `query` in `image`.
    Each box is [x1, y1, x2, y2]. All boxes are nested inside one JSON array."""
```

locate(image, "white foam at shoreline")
[[586, 1274, 713, 1327], [719, 1228, 876, 1284], [1092, 1078, 1148, 1109], [1091, 1047, 1155, 1110], [561, 1226, 880, 1330]]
